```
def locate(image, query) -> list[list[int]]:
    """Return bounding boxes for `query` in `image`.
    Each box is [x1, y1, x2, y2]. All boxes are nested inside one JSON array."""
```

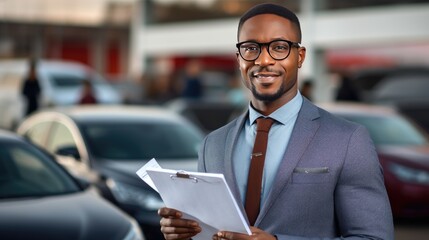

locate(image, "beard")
[[250, 81, 286, 102], [247, 66, 287, 102]]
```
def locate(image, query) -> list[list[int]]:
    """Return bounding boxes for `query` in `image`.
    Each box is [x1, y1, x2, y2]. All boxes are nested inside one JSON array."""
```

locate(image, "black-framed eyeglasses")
[[236, 40, 301, 61]]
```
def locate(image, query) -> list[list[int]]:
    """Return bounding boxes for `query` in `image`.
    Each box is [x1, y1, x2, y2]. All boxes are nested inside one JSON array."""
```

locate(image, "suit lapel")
[[256, 100, 321, 225], [224, 111, 248, 210]]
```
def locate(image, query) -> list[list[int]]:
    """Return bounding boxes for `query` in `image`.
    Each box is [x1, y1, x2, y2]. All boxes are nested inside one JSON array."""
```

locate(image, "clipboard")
[[145, 168, 251, 240]]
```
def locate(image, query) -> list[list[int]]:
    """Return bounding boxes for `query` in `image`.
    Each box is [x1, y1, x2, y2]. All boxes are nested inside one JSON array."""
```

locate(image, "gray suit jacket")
[[198, 99, 394, 240]]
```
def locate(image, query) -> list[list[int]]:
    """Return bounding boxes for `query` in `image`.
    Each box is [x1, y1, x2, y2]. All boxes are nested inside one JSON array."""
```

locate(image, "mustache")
[[249, 66, 280, 76]]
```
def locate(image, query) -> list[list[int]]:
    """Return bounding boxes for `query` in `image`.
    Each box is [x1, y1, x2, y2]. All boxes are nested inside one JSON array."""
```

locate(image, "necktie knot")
[[256, 117, 274, 132]]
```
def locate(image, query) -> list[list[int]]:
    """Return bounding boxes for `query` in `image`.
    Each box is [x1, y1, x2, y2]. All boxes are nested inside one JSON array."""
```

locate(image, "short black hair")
[[237, 3, 302, 42]]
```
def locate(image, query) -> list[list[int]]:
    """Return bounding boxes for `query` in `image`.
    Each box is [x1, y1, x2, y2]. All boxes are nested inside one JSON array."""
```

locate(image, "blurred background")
[[2, 0, 429, 128], [1, 0, 429, 239]]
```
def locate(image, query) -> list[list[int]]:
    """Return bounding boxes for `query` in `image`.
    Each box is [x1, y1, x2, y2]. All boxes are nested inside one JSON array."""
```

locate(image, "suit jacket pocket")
[[292, 167, 330, 184]]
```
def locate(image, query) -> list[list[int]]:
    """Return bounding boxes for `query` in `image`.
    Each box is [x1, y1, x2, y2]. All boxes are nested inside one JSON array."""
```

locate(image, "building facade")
[[0, 0, 132, 80], [130, 0, 429, 101]]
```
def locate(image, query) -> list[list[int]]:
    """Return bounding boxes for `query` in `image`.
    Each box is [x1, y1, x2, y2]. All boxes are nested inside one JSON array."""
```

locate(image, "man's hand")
[[212, 227, 276, 240], [158, 207, 202, 240]]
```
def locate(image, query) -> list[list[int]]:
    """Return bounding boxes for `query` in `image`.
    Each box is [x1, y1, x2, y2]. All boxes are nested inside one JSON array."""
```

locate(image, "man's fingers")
[[215, 231, 254, 240], [222, 231, 236, 239], [160, 217, 197, 227], [158, 207, 201, 239], [162, 225, 201, 240], [161, 226, 201, 234], [163, 232, 195, 240], [158, 207, 182, 218], [216, 231, 235, 239]]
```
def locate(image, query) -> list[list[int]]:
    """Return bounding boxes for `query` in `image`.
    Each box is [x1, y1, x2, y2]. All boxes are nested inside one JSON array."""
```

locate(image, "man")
[[300, 80, 313, 101], [158, 3, 394, 240], [21, 59, 41, 116], [78, 79, 98, 104]]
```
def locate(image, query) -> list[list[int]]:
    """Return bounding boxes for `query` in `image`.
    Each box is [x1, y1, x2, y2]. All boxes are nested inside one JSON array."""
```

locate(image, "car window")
[[0, 141, 79, 198], [24, 121, 52, 147], [46, 122, 78, 155], [48, 73, 88, 88], [342, 114, 428, 146], [47, 73, 103, 88], [81, 122, 202, 160]]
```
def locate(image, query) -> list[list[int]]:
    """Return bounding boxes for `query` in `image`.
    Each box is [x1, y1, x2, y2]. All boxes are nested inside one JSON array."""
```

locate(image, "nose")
[[254, 46, 275, 66]]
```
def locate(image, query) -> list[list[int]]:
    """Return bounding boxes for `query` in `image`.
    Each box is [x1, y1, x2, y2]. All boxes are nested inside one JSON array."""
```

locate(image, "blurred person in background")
[[335, 72, 361, 102], [300, 79, 314, 101], [227, 73, 248, 106], [145, 73, 178, 104], [21, 59, 41, 116], [158, 3, 393, 240], [79, 79, 97, 105], [180, 59, 204, 100]]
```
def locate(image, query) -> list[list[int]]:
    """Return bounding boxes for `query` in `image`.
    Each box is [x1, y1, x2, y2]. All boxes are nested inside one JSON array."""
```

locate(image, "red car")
[[319, 102, 429, 218]]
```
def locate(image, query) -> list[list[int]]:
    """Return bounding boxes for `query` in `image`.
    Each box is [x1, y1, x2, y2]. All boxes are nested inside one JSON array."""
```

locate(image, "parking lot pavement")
[[394, 218, 429, 240]]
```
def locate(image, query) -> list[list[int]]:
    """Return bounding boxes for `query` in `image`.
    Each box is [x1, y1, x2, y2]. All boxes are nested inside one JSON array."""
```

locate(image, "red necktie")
[[245, 117, 274, 225]]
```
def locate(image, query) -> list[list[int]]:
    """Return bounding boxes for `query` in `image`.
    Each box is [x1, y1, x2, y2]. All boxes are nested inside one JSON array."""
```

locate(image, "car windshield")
[[342, 114, 428, 146], [80, 122, 203, 160], [0, 141, 80, 199]]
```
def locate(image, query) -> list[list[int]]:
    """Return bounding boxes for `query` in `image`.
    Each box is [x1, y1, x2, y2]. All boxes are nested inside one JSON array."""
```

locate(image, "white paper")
[[145, 168, 251, 240], [135, 158, 161, 192]]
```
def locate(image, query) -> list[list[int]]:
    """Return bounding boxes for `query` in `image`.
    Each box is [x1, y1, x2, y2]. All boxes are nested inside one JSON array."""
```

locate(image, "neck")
[[251, 90, 297, 116]]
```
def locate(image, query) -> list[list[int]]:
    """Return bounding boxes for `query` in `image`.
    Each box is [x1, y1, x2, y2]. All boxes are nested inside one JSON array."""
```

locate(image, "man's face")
[[237, 14, 306, 105]]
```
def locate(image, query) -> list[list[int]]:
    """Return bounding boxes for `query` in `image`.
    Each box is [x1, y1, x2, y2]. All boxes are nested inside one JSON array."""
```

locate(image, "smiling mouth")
[[252, 73, 279, 84], [253, 71, 280, 77], [255, 74, 276, 77]]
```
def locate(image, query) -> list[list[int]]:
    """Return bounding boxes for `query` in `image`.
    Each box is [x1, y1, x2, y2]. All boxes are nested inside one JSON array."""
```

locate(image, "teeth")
[[254, 73, 276, 78]]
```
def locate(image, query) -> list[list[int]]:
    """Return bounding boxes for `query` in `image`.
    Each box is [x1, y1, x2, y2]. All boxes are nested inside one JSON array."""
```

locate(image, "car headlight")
[[389, 163, 429, 185], [123, 217, 145, 240], [107, 178, 165, 210]]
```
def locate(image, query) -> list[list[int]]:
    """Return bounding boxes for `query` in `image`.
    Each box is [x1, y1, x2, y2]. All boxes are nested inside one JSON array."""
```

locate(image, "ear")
[[297, 47, 306, 68], [235, 51, 241, 64]]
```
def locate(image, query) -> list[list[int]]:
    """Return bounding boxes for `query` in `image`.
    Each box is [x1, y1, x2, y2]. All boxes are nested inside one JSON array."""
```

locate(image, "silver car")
[[17, 105, 204, 240], [0, 59, 122, 130]]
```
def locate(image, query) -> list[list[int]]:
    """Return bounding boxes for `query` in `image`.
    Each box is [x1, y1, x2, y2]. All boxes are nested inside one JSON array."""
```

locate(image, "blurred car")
[[0, 59, 122, 130], [0, 129, 143, 240], [319, 102, 429, 218], [16, 105, 204, 240], [349, 66, 429, 102], [371, 72, 429, 105], [110, 80, 145, 105], [349, 66, 429, 133], [370, 71, 429, 134], [166, 98, 246, 134]]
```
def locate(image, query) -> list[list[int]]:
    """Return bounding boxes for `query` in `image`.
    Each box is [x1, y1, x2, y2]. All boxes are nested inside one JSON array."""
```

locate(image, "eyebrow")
[[238, 38, 296, 43]]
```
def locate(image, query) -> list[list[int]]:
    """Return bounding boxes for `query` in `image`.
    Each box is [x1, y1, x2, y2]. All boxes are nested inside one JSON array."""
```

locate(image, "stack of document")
[[136, 158, 251, 240]]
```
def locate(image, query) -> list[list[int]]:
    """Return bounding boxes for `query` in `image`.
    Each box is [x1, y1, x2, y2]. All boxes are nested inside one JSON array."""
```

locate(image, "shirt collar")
[[248, 91, 303, 126]]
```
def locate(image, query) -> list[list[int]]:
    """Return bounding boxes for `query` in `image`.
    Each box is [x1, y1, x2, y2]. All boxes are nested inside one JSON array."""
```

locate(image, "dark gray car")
[[349, 66, 429, 133], [0, 130, 144, 240]]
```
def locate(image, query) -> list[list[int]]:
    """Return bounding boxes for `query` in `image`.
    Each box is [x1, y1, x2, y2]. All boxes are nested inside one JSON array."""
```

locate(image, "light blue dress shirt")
[[233, 92, 303, 206]]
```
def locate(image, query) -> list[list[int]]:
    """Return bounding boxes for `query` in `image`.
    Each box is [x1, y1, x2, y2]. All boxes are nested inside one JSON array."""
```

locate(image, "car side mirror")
[[55, 146, 81, 160]]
